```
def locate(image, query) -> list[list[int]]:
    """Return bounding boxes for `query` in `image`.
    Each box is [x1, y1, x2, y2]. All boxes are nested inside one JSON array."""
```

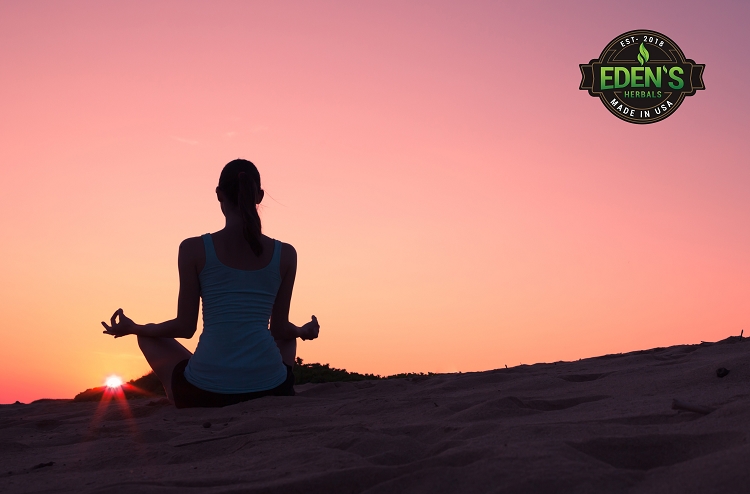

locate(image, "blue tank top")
[[183, 233, 288, 393]]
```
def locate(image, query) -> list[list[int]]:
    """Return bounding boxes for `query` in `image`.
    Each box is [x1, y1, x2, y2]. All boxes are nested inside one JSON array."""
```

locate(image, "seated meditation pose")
[[101, 159, 319, 408]]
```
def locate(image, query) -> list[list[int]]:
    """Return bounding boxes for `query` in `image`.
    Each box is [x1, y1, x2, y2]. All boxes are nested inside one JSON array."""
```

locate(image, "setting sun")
[[105, 375, 123, 389]]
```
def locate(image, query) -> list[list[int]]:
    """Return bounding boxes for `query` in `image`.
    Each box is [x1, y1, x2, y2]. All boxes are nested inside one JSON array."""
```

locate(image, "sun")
[[105, 375, 123, 389]]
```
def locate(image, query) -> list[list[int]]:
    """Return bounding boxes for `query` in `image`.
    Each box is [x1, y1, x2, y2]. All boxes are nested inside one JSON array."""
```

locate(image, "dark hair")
[[217, 159, 264, 256]]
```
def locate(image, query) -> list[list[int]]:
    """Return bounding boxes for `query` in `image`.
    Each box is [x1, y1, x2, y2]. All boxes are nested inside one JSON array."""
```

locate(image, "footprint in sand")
[[568, 432, 744, 471], [558, 372, 612, 382]]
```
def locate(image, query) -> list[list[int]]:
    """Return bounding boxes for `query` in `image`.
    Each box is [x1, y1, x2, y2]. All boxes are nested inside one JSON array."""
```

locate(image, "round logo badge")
[[580, 30, 705, 124]]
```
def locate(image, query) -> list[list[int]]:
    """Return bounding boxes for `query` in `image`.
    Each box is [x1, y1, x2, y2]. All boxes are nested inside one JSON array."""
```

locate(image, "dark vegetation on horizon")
[[73, 358, 435, 401], [73, 371, 171, 402]]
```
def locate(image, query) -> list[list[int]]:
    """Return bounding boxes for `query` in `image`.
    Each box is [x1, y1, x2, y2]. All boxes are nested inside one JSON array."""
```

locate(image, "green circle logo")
[[580, 30, 705, 124]]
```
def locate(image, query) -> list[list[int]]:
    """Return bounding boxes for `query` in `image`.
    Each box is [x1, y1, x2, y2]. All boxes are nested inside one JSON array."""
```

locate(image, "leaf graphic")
[[637, 43, 649, 66]]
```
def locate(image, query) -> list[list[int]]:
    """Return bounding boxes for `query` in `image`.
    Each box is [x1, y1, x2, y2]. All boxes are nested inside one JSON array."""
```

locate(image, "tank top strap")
[[201, 233, 218, 265]]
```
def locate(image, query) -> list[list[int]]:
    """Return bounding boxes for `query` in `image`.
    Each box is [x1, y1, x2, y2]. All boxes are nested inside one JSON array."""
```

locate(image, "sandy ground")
[[1, 337, 749, 493]]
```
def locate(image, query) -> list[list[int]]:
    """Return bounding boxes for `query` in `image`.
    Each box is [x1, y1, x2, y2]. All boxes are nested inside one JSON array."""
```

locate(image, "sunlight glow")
[[105, 375, 123, 388]]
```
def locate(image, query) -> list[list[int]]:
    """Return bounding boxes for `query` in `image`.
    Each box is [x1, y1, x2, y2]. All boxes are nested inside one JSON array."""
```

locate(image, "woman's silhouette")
[[101, 159, 319, 407]]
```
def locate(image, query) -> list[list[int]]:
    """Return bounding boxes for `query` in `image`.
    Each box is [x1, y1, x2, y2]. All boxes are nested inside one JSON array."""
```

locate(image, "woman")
[[101, 159, 319, 408]]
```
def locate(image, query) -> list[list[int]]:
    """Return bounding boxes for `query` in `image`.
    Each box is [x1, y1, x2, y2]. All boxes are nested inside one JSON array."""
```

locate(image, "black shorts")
[[171, 359, 295, 409]]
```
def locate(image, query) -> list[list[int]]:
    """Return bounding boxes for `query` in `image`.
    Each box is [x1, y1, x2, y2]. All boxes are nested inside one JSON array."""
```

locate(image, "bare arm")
[[269, 243, 319, 340], [101, 238, 202, 339]]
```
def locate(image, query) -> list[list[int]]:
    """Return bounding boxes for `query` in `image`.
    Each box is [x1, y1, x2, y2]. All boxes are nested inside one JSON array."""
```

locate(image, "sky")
[[1, 0, 749, 403]]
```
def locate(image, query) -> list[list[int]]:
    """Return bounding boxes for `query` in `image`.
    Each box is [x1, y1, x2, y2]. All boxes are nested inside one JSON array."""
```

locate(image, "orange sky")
[[2, 1, 749, 403]]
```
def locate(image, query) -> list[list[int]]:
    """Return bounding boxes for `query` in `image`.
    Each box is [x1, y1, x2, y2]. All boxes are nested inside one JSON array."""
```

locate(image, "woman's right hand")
[[299, 315, 319, 341], [101, 308, 137, 338]]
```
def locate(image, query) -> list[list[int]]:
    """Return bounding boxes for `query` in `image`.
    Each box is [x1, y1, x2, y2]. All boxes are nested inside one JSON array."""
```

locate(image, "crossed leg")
[[137, 336, 192, 403], [140, 336, 294, 403]]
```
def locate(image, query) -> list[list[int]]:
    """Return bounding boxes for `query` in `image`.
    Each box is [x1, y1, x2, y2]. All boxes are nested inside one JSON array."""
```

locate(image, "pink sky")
[[1, 1, 748, 403]]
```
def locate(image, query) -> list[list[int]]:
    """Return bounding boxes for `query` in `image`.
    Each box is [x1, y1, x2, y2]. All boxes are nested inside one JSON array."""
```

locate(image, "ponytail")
[[237, 171, 263, 256], [217, 159, 264, 257]]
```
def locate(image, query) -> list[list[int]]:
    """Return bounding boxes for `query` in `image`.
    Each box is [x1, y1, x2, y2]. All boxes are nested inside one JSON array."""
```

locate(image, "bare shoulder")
[[179, 236, 204, 257], [279, 241, 297, 273], [279, 241, 297, 258], [178, 236, 206, 271]]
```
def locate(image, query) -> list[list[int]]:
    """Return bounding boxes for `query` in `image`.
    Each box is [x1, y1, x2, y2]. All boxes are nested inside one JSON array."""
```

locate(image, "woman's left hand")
[[299, 315, 320, 341], [101, 308, 137, 338]]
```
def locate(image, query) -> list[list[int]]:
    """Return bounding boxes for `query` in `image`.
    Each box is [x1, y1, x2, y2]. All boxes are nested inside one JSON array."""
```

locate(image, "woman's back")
[[209, 230, 278, 271], [183, 233, 288, 393], [101, 158, 318, 407]]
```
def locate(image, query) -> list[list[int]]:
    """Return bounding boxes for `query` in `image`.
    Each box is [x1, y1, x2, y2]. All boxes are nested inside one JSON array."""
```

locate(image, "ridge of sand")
[[1, 338, 749, 493]]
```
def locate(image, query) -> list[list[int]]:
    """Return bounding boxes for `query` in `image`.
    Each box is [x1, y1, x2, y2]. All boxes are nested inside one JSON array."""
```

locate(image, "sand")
[[2, 337, 749, 493]]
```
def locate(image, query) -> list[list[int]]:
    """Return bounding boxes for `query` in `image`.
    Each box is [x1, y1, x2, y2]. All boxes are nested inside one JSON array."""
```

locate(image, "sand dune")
[[2, 337, 749, 493]]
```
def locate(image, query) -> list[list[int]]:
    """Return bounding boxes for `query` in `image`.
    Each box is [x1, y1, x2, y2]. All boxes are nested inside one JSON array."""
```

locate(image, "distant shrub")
[[293, 357, 381, 384], [385, 372, 437, 379], [129, 372, 167, 395], [292, 358, 436, 383], [73, 373, 165, 402]]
